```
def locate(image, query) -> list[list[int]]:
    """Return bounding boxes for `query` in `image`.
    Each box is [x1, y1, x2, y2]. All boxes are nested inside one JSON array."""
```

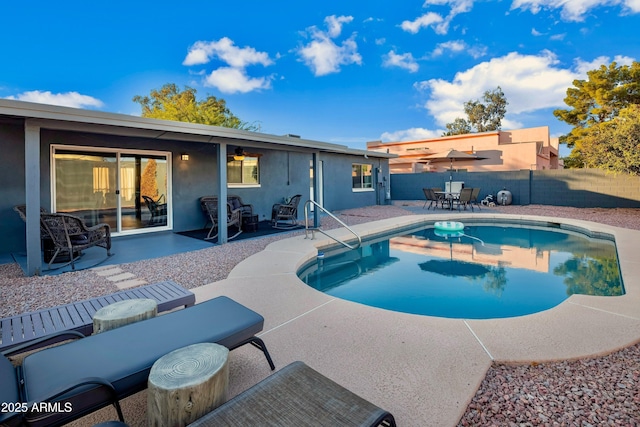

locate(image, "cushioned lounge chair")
[[188, 361, 396, 427], [0, 296, 274, 427]]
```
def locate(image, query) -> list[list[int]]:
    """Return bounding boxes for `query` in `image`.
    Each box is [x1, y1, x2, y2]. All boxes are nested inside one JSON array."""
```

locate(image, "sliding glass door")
[[52, 146, 170, 234]]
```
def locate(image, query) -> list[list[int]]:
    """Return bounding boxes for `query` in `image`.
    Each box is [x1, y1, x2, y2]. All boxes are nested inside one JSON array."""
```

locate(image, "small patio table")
[[434, 191, 460, 211]]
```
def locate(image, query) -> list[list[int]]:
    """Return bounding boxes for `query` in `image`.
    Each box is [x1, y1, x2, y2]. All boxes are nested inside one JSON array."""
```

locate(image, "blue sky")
[[2, 1, 639, 156]]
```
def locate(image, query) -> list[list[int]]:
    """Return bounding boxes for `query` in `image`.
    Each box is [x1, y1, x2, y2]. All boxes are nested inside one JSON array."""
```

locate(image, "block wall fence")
[[390, 169, 640, 208]]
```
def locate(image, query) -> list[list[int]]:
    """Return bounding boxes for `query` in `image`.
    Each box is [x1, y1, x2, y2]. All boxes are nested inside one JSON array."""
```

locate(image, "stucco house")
[[0, 99, 394, 275], [367, 126, 561, 174]]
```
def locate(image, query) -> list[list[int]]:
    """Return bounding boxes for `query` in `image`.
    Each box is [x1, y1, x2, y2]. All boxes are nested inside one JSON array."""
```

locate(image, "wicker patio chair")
[[271, 194, 302, 229], [142, 195, 167, 225], [39, 213, 112, 270], [201, 200, 242, 241]]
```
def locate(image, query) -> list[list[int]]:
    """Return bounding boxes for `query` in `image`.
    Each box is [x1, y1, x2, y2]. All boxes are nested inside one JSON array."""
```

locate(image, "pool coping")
[[192, 213, 640, 426]]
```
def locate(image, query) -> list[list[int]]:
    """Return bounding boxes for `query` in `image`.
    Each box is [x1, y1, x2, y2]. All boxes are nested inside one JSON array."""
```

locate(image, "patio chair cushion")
[[0, 357, 19, 421], [8, 296, 272, 427]]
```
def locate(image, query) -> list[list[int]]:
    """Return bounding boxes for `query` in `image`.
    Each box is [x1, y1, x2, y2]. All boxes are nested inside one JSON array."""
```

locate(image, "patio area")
[[2, 203, 640, 426]]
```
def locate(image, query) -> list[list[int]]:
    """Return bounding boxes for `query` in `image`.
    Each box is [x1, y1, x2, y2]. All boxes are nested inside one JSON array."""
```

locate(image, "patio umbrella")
[[419, 149, 486, 190]]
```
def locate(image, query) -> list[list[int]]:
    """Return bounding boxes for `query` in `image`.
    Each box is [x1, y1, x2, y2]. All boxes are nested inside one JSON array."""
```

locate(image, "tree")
[[554, 61, 640, 169], [578, 105, 640, 174], [443, 117, 472, 136], [443, 86, 508, 136], [133, 83, 259, 131]]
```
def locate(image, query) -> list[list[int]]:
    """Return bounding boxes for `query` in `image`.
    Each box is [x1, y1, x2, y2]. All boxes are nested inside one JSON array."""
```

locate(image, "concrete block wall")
[[391, 169, 640, 208]]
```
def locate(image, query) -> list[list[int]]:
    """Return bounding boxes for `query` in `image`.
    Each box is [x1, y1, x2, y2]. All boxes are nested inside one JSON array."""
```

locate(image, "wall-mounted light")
[[180, 153, 189, 161], [233, 147, 245, 161]]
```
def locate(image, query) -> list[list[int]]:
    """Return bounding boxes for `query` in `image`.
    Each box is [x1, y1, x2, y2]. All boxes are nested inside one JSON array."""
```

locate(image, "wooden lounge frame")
[[0, 280, 195, 355]]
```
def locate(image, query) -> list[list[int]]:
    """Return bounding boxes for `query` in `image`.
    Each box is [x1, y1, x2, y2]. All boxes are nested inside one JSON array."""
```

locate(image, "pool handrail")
[[304, 200, 362, 250]]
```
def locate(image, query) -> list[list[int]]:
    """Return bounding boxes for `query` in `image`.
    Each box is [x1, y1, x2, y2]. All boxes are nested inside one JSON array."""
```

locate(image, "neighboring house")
[[0, 99, 394, 275], [367, 126, 561, 174]]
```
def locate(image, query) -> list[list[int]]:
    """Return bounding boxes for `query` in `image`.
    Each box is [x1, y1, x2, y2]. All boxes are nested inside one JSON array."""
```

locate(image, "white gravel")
[[2, 203, 639, 426]]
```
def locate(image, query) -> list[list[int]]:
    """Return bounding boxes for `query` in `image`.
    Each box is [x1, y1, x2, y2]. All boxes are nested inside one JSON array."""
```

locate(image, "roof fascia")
[[0, 99, 395, 158]]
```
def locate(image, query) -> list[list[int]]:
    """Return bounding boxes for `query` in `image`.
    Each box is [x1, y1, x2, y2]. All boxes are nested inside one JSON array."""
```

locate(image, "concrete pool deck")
[[190, 212, 640, 426]]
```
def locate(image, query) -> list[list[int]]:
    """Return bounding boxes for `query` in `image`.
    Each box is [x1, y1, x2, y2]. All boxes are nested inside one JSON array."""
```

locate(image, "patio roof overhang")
[[0, 99, 395, 276], [0, 99, 396, 159]]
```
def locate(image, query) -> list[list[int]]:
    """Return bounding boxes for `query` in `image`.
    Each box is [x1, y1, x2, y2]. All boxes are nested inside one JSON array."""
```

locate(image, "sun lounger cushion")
[[0, 356, 19, 418], [5, 296, 271, 427]]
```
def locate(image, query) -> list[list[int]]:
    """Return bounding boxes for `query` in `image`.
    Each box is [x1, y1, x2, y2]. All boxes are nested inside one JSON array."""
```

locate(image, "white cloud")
[[402, 0, 474, 34], [324, 15, 353, 38], [574, 55, 635, 74], [297, 15, 362, 76], [381, 127, 444, 142], [204, 67, 272, 94], [430, 40, 486, 59], [400, 12, 444, 34], [183, 37, 273, 68], [415, 51, 578, 126], [383, 51, 419, 73], [432, 40, 466, 56], [6, 91, 104, 108], [183, 37, 274, 94], [511, 0, 640, 22]]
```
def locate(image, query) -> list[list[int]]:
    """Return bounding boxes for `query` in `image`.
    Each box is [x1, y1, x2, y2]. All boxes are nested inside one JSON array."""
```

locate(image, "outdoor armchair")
[[39, 212, 112, 270], [142, 195, 167, 225], [271, 194, 302, 229], [201, 199, 243, 241]]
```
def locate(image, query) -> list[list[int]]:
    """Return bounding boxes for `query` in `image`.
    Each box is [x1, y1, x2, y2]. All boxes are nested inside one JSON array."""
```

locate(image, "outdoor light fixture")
[[180, 153, 189, 161], [233, 147, 245, 161]]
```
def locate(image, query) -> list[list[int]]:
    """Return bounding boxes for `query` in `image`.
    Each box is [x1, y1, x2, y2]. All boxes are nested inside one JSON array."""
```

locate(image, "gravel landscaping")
[[2, 203, 639, 426]]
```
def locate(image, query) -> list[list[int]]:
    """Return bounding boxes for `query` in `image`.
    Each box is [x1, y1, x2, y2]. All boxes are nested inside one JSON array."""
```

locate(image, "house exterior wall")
[[368, 126, 560, 173], [1, 123, 390, 254], [1, 121, 28, 254], [320, 152, 388, 210]]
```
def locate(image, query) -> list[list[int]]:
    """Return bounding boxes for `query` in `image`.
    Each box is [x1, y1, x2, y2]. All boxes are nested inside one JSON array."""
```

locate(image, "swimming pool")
[[298, 222, 624, 319]]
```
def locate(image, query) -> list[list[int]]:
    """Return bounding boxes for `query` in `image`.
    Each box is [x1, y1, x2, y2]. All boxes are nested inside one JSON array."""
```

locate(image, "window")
[[352, 163, 373, 191], [227, 156, 260, 186]]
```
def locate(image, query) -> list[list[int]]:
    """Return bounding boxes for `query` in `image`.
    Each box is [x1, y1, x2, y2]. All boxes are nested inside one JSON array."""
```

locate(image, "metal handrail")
[[303, 200, 361, 250]]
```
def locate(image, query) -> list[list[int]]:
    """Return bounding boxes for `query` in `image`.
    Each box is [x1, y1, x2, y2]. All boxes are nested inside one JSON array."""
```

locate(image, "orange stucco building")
[[367, 126, 561, 173]]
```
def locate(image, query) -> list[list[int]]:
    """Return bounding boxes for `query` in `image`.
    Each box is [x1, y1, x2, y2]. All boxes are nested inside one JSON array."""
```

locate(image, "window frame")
[[227, 155, 261, 188], [352, 163, 374, 192]]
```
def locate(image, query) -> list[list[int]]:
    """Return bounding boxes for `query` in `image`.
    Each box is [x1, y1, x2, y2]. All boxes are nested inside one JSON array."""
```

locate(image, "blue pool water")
[[298, 223, 624, 319]]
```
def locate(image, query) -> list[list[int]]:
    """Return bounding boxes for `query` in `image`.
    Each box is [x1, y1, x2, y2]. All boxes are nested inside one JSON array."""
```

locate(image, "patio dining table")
[[434, 191, 460, 211]]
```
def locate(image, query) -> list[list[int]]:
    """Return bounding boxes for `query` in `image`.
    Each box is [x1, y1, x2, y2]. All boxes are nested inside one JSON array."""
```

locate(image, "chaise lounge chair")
[[188, 361, 396, 427], [1, 296, 274, 427]]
